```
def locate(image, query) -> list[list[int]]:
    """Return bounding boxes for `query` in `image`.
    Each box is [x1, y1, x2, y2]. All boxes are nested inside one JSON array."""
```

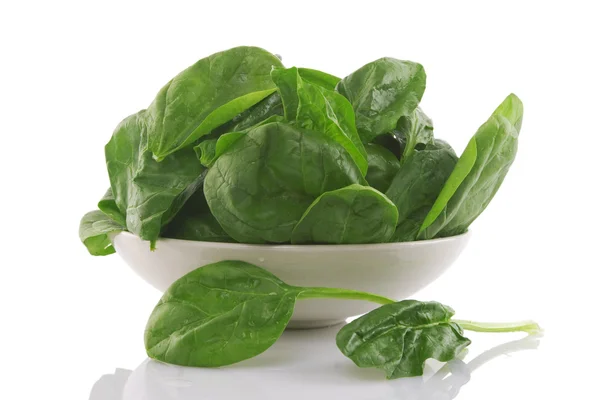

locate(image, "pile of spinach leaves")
[[145, 260, 541, 379], [79, 46, 523, 253]]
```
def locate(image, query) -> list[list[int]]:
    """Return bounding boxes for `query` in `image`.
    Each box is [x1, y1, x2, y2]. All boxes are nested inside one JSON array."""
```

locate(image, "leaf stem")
[[452, 319, 542, 335], [296, 287, 395, 305]]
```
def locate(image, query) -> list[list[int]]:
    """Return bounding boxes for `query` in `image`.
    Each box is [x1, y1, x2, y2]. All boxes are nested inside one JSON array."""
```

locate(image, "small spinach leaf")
[[145, 46, 283, 159], [105, 111, 205, 247], [336, 300, 471, 379], [385, 140, 457, 241], [291, 184, 398, 244], [419, 94, 523, 239], [145, 260, 299, 367], [204, 122, 365, 244], [365, 143, 401, 192], [336, 58, 426, 143], [79, 210, 124, 256], [272, 67, 368, 175]]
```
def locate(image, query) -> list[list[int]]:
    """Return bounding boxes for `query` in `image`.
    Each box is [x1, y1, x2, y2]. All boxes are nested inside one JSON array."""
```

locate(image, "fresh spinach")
[[79, 210, 124, 256], [385, 140, 458, 241], [146, 46, 283, 160], [336, 300, 470, 379], [81, 47, 524, 252], [145, 261, 541, 377], [336, 58, 427, 143], [291, 184, 398, 244], [203, 122, 366, 243], [419, 94, 523, 239], [364, 143, 401, 192]]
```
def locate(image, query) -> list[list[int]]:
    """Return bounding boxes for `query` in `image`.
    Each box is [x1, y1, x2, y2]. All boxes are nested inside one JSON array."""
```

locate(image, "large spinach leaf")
[[271, 67, 368, 175], [364, 143, 401, 192], [291, 184, 398, 244], [386, 140, 458, 242], [105, 111, 205, 247], [203, 122, 366, 244], [418, 94, 523, 239], [336, 58, 426, 143], [145, 46, 283, 160], [336, 300, 471, 379], [79, 210, 124, 256], [145, 261, 299, 367]]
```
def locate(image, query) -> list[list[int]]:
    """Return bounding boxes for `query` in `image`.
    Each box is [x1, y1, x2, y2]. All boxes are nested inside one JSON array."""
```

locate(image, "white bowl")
[[112, 231, 470, 329]]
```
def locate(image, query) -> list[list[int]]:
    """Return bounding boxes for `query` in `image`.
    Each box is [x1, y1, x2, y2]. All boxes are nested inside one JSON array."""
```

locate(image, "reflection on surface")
[[90, 326, 540, 400]]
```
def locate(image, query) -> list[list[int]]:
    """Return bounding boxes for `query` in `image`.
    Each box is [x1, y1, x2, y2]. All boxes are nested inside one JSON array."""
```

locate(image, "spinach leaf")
[[97, 188, 126, 226], [162, 189, 236, 243], [419, 94, 523, 239], [336, 300, 471, 379], [79, 210, 124, 256], [395, 107, 434, 162], [145, 261, 539, 376], [105, 111, 205, 247], [145, 46, 283, 160], [336, 58, 426, 143], [203, 122, 366, 244], [145, 260, 299, 367], [297, 67, 341, 90], [364, 143, 401, 192], [385, 140, 458, 242], [291, 184, 398, 244], [272, 67, 368, 175]]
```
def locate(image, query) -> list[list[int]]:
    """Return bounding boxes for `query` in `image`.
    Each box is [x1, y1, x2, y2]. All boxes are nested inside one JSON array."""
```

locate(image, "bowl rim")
[[113, 230, 470, 252]]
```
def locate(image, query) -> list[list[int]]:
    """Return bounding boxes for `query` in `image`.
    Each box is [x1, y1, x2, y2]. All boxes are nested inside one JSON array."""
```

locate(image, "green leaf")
[[336, 58, 426, 143], [336, 300, 471, 379], [297, 67, 341, 90], [291, 184, 398, 244], [97, 188, 126, 226], [161, 188, 236, 243], [145, 260, 299, 367], [105, 111, 205, 246], [419, 94, 523, 239], [364, 143, 401, 192], [385, 140, 458, 242], [272, 67, 368, 176], [395, 107, 434, 162], [204, 122, 366, 244], [145, 46, 283, 159], [79, 210, 124, 256]]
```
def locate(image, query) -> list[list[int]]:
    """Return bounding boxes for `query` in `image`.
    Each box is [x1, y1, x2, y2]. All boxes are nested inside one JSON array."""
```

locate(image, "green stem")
[[297, 287, 395, 305], [452, 319, 542, 335]]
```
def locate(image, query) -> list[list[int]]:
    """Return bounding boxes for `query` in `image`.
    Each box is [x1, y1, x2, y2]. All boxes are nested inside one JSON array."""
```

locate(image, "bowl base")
[[286, 319, 346, 330]]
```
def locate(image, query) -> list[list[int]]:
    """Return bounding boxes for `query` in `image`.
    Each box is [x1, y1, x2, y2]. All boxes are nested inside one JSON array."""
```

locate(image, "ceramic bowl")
[[112, 231, 470, 328]]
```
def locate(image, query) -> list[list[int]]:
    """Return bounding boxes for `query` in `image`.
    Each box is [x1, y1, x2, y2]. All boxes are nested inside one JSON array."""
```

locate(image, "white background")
[[1, 1, 599, 399]]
